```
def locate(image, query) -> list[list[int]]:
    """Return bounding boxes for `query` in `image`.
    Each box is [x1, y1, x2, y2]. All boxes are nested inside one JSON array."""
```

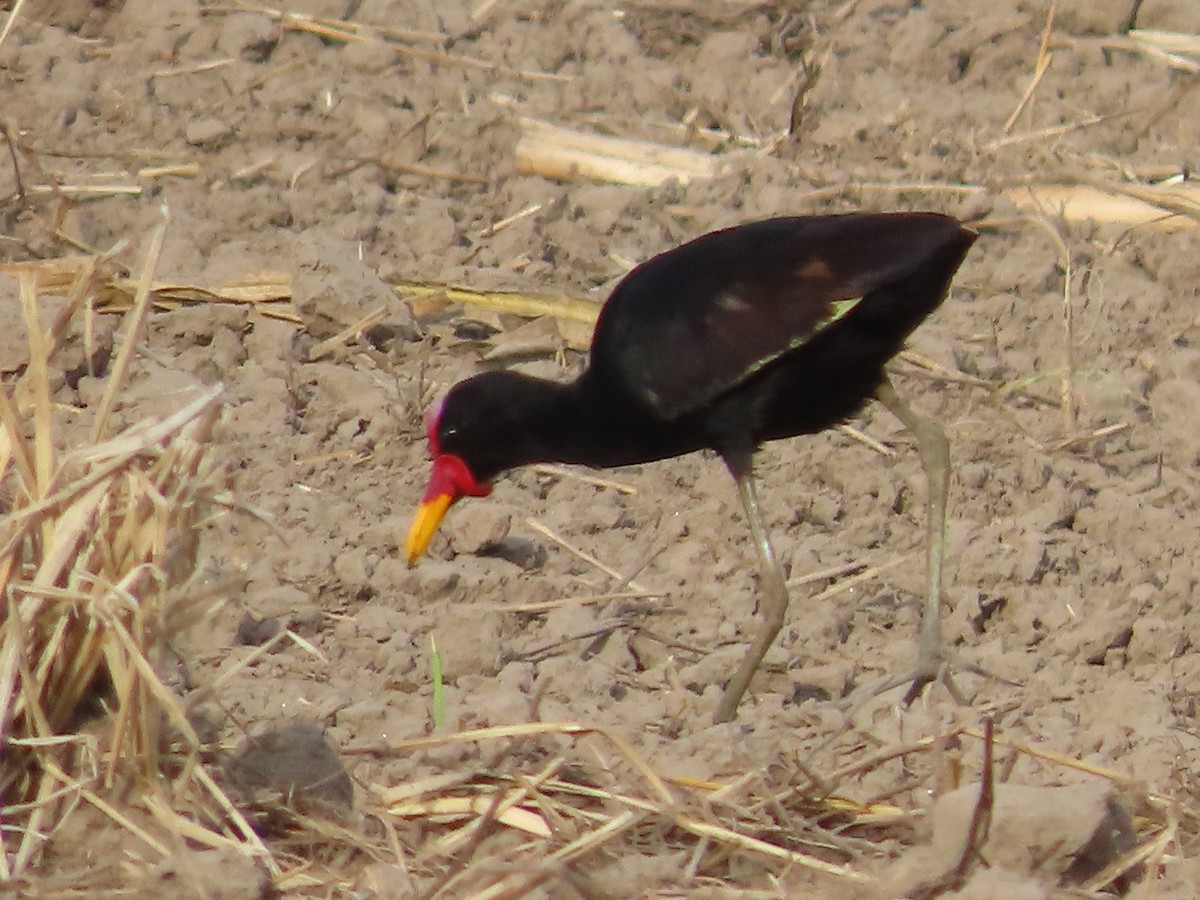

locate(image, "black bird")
[[406, 212, 978, 723]]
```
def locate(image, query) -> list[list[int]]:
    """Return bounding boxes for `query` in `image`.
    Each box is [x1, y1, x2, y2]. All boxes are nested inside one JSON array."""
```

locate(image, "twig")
[[1002, 2, 1056, 133], [472, 812, 644, 899], [79, 788, 170, 857], [503, 591, 666, 614], [790, 559, 868, 588], [1053, 32, 1200, 74], [0, 0, 25, 53], [529, 464, 637, 494], [470, 0, 503, 22], [801, 553, 916, 600], [150, 58, 237, 78], [2, 120, 24, 200], [838, 424, 897, 458], [345, 721, 676, 805], [90, 207, 168, 442], [392, 280, 603, 325], [1082, 806, 1174, 893], [1045, 421, 1130, 453], [948, 717, 995, 884], [525, 518, 651, 593], [982, 111, 1123, 152], [474, 203, 544, 239], [137, 163, 203, 179], [1132, 77, 1199, 144], [1028, 215, 1076, 434], [307, 305, 388, 361]]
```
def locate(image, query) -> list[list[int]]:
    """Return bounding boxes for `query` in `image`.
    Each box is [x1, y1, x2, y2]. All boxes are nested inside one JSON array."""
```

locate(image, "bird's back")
[[588, 213, 976, 429]]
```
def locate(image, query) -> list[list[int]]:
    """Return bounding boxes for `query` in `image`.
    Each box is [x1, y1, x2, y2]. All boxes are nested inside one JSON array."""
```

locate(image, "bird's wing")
[[589, 213, 974, 419]]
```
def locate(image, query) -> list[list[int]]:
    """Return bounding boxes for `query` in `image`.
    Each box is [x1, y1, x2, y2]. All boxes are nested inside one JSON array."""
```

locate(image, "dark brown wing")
[[588, 213, 975, 419]]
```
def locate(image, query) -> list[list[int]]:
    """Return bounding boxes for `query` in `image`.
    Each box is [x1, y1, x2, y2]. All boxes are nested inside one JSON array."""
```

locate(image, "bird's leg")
[[874, 376, 955, 704], [713, 455, 789, 724]]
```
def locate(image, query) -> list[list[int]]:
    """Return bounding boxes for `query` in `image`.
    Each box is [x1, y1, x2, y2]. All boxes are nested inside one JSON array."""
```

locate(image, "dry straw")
[[0, 216, 256, 880]]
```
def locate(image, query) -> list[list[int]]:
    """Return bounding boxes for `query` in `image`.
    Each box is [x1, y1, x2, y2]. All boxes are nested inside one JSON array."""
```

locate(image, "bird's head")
[[405, 370, 576, 566], [404, 392, 493, 566]]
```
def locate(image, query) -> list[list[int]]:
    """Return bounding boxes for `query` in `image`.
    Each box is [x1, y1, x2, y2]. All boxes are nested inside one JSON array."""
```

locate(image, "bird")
[[405, 212, 978, 723]]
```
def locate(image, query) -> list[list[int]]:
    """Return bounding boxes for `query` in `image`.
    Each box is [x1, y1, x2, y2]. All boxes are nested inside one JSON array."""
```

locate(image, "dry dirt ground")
[[4, 0, 1200, 896]]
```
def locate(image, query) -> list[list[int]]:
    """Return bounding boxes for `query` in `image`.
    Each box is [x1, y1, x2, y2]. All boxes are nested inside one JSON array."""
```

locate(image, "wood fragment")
[[27, 183, 141, 197], [515, 117, 721, 187], [1054, 31, 1200, 73], [393, 279, 602, 325], [1003, 181, 1200, 230], [136, 163, 202, 179], [0, 256, 294, 311]]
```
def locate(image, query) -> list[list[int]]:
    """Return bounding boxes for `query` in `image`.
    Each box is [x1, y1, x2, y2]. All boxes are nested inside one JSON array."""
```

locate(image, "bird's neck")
[[503, 378, 622, 469], [543, 375, 709, 470], [458, 368, 711, 484], [485, 376, 697, 474]]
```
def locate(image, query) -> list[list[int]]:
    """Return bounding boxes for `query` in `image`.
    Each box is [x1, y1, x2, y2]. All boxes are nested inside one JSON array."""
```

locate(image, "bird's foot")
[[854, 640, 1018, 708]]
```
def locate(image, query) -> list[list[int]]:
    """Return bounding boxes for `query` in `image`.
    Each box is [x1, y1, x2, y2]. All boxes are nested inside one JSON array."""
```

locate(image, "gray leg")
[[874, 376, 957, 704], [713, 466, 789, 723]]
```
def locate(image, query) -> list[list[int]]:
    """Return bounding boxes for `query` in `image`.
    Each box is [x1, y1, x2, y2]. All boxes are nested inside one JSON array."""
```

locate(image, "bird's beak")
[[405, 492, 454, 566], [406, 452, 491, 567]]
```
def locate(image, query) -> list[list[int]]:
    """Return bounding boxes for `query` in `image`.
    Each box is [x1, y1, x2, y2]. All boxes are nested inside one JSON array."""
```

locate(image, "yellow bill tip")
[[405, 492, 454, 567]]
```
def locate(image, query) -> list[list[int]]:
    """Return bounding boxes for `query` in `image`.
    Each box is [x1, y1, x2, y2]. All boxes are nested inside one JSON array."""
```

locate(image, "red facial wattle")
[[421, 452, 492, 503], [405, 398, 492, 565]]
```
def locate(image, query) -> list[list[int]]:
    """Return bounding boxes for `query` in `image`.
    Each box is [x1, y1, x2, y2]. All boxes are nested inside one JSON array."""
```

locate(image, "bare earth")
[[4, 0, 1200, 896]]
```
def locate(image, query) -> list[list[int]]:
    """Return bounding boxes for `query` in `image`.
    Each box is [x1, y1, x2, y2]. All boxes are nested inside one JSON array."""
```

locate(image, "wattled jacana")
[[406, 212, 978, 723]]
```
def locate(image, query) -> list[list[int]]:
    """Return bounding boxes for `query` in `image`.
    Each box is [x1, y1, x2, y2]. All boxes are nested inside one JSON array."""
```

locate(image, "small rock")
[[136, 845, 270, 900], [477, 536, 547, 570], [185, 117, 235, 147], [217, 13, 278, 61], [1128, 614, 1191, 665], [449, 505, 512, 556], [890, 782, 1136, 895], [291, 234, 418, 343], [245, 583, 312, 619], [357, 861, 418, 899], [482, 316, 566, 363], [225, 723, 353, 824], [789, 682, 832, 705], [1149, 377, 1200, 467], [234, 613, 282, 647]]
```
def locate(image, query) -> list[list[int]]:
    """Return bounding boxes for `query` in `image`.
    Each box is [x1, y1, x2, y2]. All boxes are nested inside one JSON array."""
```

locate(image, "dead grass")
[[331, 715, 1174, 897], [1, 223, 1182, 896], [0, 219, 270, 884], [4, 3, 1199, 890], [3, 219, 1185, 894]]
